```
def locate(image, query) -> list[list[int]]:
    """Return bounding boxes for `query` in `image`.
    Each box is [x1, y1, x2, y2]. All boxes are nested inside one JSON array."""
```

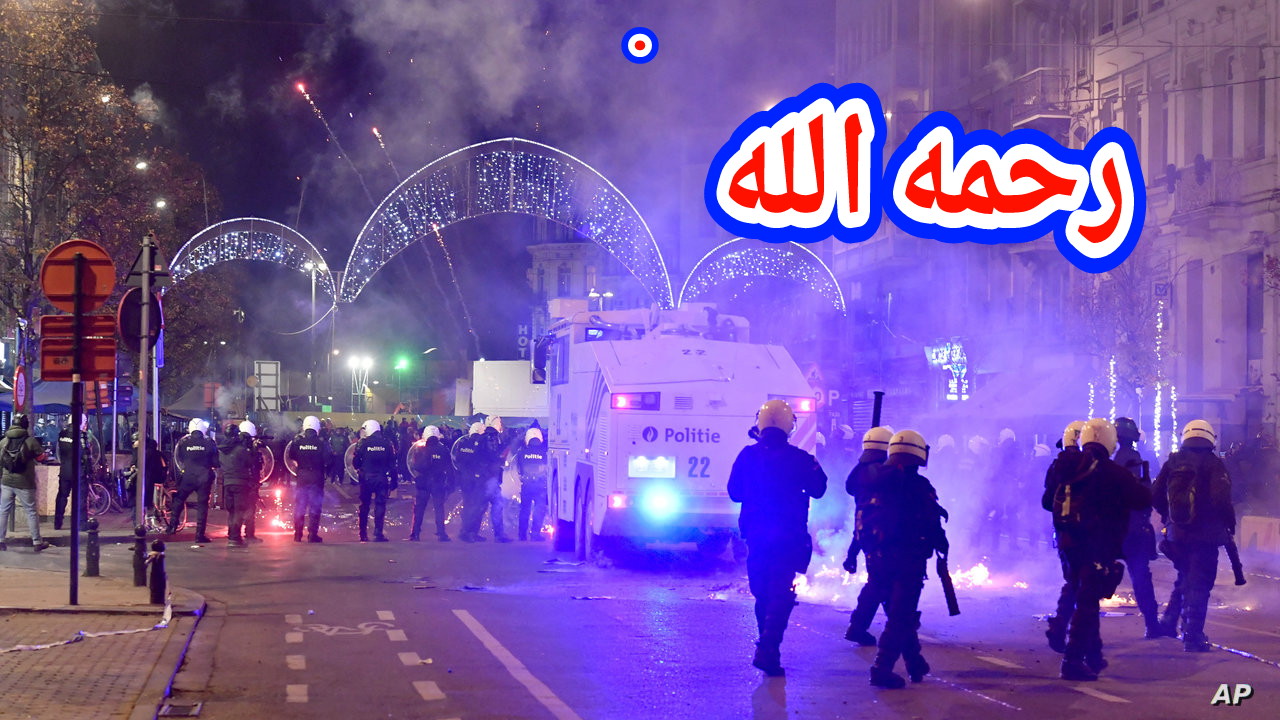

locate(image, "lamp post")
[[348, 355, 372, 413], [304, 261, 317, 405]]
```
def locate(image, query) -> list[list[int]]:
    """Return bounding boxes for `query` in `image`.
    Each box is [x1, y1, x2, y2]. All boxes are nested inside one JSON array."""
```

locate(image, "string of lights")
[[679, 239, 845, 313], [341, 138, 673, 307], [169, 217, 334, 298], [1108, 355, 1117, 423], [1153, 300, 1165, 457], [1088, 381, 1096, 419], [1170, 385, 1179, 453]]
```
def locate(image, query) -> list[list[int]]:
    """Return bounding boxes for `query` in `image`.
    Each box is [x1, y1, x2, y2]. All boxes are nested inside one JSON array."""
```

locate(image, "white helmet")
[[863, 426, 893, 452], [756, 399, 796, 435], [469, 422, 485, 435], [889, 429, 929, 463], [362, 419, 381, 436], [188, 418, 205, 433], [1062, 420, 1086, 449], [839, 424, 855, 441], [967, 435, 989, 454], [424, 425, 442, 439], [936, 434, 955, 451], [998, 428, 1016, 444], [815, 431, 826, 447], [1182, 419, 1216, 446], [1080, 418, 1118, 455], [1033, 443, 1051, 458], [238, 420, 257, 437], [485, 415, 504, 432], [303, 415, 321, 433], [199, 419, 210, 435], [525, 428, 544, 444]]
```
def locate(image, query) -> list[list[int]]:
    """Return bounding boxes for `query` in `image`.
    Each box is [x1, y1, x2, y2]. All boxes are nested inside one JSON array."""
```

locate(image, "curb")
[[129, 600, 208, 720]]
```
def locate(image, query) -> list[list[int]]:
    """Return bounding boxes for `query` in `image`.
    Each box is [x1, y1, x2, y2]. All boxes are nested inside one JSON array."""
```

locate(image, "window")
[[1244, 46, 1266, 160], [1183, 62, 1204, 164], [1098, 0, 1115, 35], [1213, 53, 1235, 159], [556, 263, 570, 297], [1122, 0, 1139, 25], [584, 265, 597, 293], [1123, 82, 1143, 161], [1150, 77, 1169, 175], [536, 267, 545, 296]]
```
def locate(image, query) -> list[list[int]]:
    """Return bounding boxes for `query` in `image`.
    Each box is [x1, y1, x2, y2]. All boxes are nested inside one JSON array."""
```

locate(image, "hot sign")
[[706, 83, 1144, 273]]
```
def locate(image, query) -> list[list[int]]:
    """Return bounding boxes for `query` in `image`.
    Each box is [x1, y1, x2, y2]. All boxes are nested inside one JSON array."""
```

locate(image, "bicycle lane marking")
[[453, 608, 583, 720]]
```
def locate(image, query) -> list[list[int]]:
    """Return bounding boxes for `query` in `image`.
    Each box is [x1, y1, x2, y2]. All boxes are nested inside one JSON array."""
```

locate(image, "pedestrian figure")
[[54, 416, 90, 530], [172, 418, 218, 543], [728, 399, 827, 677], [354, 419, 396, 542], [516, 427, 549, 541], [1152, 420, 1235, 651], [860, 430, 949, 689], [1043, 420, 1086, 654], [453, 422, 489, 542], [408, 425, 454, 542], [1113, 417, 1161, 638], [288, 416, 330, 543], [0, 414, 51, 552], [481, 416, 513, 543], [1045, 419, 1150, 680], [842, 426, 892, 646], [218, 421, 263, 547]]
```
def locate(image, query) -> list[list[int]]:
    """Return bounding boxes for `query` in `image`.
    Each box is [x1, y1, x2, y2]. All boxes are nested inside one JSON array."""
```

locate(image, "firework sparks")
[[432, 224, 483, 360], [371, 126, 400, 180], [295, 82, 376, 207]]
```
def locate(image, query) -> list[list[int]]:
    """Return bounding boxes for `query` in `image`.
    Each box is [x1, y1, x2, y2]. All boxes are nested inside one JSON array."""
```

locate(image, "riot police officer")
[[354, 419, 397, 542], [288, 416, 330, 543], [843, 426, 892, 646], [1113, 417, 1161, 638], [861, 430, 949, 689], [481, 416, 512, 543], [727, 399, 827, 677], [408, 425, 454, 542], [219, 420, 262, 547], [1152, 419, 1235, 651], [452, 422, 489, 542], [516, 428, 549, 541], [172, 418, 218, 543], [1043, 420, 1087, 654], [54, 417, 86, 530]]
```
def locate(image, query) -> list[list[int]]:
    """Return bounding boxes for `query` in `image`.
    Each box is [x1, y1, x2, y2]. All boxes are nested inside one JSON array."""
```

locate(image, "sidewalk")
[[0, 559, 205, 720]]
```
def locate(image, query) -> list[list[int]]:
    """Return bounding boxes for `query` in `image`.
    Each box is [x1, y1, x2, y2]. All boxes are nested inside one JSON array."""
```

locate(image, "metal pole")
[[110, 375, 118, 477], [871, 390, 885, 428], [136, 234, 152, 530], [310, 269, 317, 405], [70, 253, 84, 606]]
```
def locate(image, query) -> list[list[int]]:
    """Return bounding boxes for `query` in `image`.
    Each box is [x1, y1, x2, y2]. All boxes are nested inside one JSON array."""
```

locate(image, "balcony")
[[1173, 157, 1240, 218], [1010, 67, 1071, 138]]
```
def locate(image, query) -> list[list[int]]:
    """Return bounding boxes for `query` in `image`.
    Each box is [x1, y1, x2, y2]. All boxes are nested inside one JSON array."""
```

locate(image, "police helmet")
[[525, 428, 544, 444], [967, 435, 989, 454], [862, 426, 893, 452], [485, 415, 504, 432], [1080, 418, 1118, 455], [303, 415, 322, 433], [755, 399, 796, 435], [239, 420, 257, 437], [13, 413, 28, 429], [1062, 420, 1086, 449], [839, 424, 855, 441], [469, 422, 485, 435], [362, 419, 381, 436], [889, 430, 929, 463], [424, 425, 442, 440], [1033, 443, 1051, 458], [998, 428, 1016, 444], [1181, 419, 1216, 447], [1115, 417, 1140, 443], [188, 418, 205, 434], [935, 434, 956, 451]]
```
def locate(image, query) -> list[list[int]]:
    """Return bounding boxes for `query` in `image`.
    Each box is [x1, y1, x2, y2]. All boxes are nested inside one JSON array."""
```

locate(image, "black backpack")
[[1164, 453, 1203, 526], [1, 437, 28, 474], [1052, 458, 1098, 540]]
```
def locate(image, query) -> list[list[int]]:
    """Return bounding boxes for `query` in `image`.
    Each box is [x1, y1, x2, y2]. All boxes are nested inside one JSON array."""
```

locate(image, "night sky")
[[90, 0, 835, 368]]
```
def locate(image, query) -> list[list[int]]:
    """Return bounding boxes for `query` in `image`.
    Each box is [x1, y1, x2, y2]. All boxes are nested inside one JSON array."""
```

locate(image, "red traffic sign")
[[117, 287, 163, 353], [39, 239, 117, 314], [40, 336, 118, 382], [13, 366, 27, 412], [40, 314, 118, 339]]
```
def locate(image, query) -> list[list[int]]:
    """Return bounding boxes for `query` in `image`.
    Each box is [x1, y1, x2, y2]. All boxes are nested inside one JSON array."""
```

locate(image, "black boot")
[[1060, 657, 1098, 681], [751, 642, 784, 677], [904, 654, 930, 683], [869, 664, 906, 689], [845, 626, 877, 646], [1045, 623, 1067, 654]]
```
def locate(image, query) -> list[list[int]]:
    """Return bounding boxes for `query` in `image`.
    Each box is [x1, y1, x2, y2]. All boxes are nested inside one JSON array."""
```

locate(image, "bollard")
[[148, 539, 167, 605], [133, 526, 147, 587], [83, 518, 100, 577]]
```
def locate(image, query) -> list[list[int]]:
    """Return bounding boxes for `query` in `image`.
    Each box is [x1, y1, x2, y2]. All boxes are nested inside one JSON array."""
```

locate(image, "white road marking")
[[413, 680, 446, 701], [453, 609, 582, 720], [286, 654, 306, 670], [1071, 686, 1130, 704], [285, 632, 304, 644], [286, 684, 308, 703], [387, 629, 408, 642], [975, 654, 1023, 669], [399, 652, 423, 666], [377, 610, 396, 621], [285, 614, 303, 625]]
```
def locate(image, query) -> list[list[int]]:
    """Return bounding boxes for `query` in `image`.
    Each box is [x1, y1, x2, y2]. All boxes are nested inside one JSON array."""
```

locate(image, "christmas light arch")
[[340, 138, 674, 307], [169, 217, 335, 298], [678, 239, 845, 313]]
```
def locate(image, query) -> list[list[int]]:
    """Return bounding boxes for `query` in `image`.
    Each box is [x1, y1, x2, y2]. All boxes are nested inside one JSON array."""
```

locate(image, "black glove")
[[842, 552, 858, 574]]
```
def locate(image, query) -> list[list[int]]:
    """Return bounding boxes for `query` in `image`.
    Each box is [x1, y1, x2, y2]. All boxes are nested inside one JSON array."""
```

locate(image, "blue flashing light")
[[640, 485, 681, 521]]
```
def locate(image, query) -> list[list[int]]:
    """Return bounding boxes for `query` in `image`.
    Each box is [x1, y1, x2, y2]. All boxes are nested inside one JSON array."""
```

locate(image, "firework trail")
[[371, 127, 401, 180], [432, 224, 483, 360], [295, 82, 376, 207], [414, 233, 467, 348]]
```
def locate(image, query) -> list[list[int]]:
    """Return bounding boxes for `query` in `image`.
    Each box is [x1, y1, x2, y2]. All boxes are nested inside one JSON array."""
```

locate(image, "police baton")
[[1225, 538, 1247, 586], [937, 554, 961, 616]]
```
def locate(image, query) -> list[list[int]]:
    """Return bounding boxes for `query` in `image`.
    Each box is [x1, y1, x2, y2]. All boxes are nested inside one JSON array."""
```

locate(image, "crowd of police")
[[730, 398, 1237, 688]]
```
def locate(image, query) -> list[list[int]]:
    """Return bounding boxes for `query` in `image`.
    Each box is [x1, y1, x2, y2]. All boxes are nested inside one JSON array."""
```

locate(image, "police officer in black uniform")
[[408, 425, 453, 542], [354, 419, 397, 542], [843, 426, 892, 646], [481, 417, 512, 543], [1042, 420, 1088, 654], [727, 399, 827, 677], [860, 430, 948, 689], [54, 417, 82, 530], [1152, 419, 1235, 651], [219, 421, 262, 547], [1113, 417, 1161, 638], [516, 428, 549, 541], [452, 422, 488, 542], [288, 415, 330, 543], [172, 418, 218, 542], [1047, 419, 1150, 680]]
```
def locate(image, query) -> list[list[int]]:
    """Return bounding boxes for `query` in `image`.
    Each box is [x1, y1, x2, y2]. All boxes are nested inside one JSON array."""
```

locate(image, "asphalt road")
[[99, 492, 1280, 719]]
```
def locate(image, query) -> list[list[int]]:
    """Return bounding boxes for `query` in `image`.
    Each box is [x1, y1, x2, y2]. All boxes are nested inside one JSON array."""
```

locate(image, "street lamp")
[[304, 261, 317, 404], [394, 356, 409, 401], [348, 355, 372, 413]]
